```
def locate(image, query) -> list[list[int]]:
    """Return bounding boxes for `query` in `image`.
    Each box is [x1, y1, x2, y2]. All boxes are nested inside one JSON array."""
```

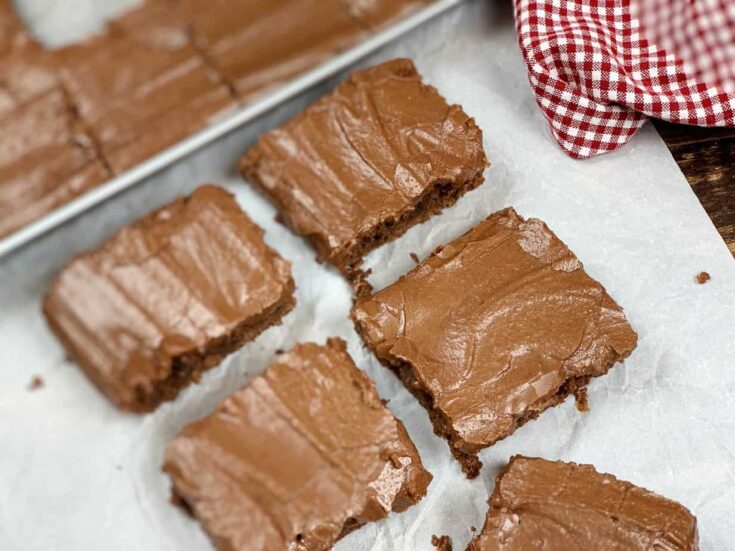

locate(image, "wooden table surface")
[[654, 120, 735, 256]]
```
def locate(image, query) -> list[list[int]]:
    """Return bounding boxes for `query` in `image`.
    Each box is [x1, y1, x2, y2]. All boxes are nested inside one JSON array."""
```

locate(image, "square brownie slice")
[[468, 456, 698, 550], [352, 208, 638, 477], [53, 1, 235, 173], [43, 186, 295, 412], [240, 58, 488, 278], [182, 0, 366, 102], [0, 88, 110, 238], [164, 338, 432, 550]]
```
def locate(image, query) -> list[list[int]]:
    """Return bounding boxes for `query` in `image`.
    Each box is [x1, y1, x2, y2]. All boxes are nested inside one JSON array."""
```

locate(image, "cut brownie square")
[[43, 186, 295, 412], [352, 208, 638, 478], [164, 338, 432, 550], [0, 88, 110, 238], [340, 0, 433, 29], [183, 0, 366, 101], [53, 1, 235, 173], [467, 456, 699, 550], [240, 58, 488, 277]]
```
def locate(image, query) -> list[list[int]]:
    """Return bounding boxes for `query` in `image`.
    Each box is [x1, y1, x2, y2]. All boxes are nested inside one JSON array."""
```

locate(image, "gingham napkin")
[[514, 0, 735, 158]]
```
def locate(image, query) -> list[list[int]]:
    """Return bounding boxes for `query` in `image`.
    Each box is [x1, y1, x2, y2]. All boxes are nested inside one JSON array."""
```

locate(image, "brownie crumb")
[[573, 385, 590, 412], [351, 267, 374, 298], [432, 534, 452, 551], [470, 526, 477, 533], [696, 271, 710, 284], [410, 252, 419, 264], [275, 349, 284, 355], [28, 375, 44, 391]]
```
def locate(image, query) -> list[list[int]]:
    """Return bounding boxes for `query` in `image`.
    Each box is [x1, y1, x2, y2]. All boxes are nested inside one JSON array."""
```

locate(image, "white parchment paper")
[[2, 1, 734, 549]]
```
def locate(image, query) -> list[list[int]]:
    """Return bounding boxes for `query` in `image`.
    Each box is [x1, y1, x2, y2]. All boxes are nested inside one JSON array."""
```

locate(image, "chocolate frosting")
[[164, 338, 432, 551], [183, 0, 366, 101], [0, 88, 109, 238], [353, 208, 638, 454], [0, 50, 57, 117], [53, 1, 235, 173], [0, 2, 54, 116], [43, 186, 294, 411], [240, 58, 488, 266], [467, 456, 699, 550]]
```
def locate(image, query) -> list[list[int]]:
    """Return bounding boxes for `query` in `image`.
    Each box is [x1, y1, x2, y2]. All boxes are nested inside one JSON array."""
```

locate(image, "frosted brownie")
[[0, 88, 109, 238], [467, 456, 699, 550], [0, 0, 56, 116], [240, 59, 488, 277], [164, 339, 432, 550], [43, 186, 295, 412], [352, 208, 638, 477], [182, 0, 365, 101], [54, 1, 235, 173]]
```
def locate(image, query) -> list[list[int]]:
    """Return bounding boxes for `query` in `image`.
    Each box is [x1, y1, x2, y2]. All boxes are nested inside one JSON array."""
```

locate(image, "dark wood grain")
[[653, 119, 735, 256]]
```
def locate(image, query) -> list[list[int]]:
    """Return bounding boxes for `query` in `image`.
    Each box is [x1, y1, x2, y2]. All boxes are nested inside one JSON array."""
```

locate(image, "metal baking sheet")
[[0, 0, 464, 258]]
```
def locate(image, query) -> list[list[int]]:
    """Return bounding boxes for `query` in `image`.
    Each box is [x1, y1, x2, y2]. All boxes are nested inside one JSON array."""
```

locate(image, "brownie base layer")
[[134, 287, 296, 412], [45, 281, 295, 413], [240, 164, 485, 285], [333, 172, 486, 282], [171, 485, 365, 550], [383, 355, 591, 478]]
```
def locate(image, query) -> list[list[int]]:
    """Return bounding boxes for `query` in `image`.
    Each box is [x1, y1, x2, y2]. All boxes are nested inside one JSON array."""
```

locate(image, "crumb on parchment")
[[432, 534, 452, 551], [28, 375, 44, 391]]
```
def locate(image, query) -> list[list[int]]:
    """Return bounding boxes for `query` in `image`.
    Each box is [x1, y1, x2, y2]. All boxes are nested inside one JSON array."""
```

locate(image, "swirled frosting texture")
[[43, 186, 295, 412], [164, 339, 432, 551], [240, 58, 488, 270], [0, 0, 55, 116], [0, 1, 105, 238], [353, 208, 637, 468], [0, 88, 109, 238], [467, 456, 699, 551]]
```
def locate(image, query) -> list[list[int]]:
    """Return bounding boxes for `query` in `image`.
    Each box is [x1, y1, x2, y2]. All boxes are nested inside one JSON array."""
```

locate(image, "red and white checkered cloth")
[[514, 0, 735, 158]]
